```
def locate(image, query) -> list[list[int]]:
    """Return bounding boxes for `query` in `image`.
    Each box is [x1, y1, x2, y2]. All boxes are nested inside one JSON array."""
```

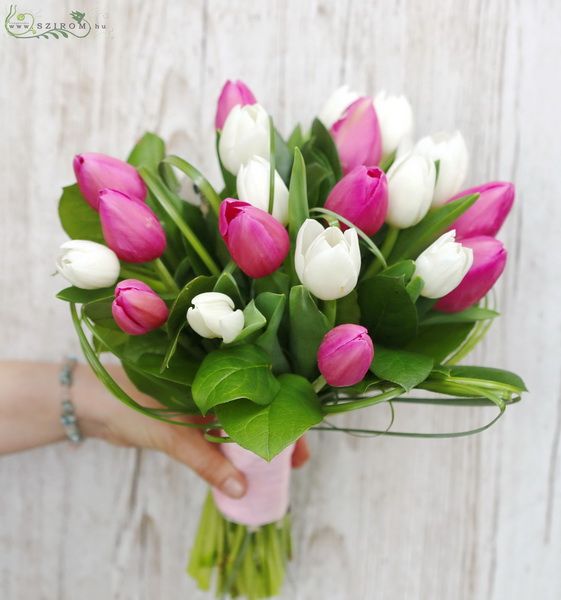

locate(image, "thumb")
[[166, 428, 247, 499]]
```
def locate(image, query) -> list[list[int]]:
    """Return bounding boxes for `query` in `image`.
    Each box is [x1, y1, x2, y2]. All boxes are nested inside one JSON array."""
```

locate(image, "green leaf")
[[422, 307, 499, 326], [287, 124, 305, 152], [213, 272, 243, 307], [215, 374, 322, 460], [58, 184, 104, 243], [371, 346, 434, 391], [287, 148, 309, 242], [310, 118, 342, 180], [405, 323, 474, 363], [447, 365, 527, 391], [83, 298, 118, 329], [127, 132, 165, 170], [358, 275, 418, 346], [390, 193, 479, 261], [253, 271, 290, 296], [192, 345, 280, 414], [57, 286, 114, 304], [380, 260, 415, 282], [229, 300, 266, 344], [273, 129, 294, 184], [289, 286, 330, 378], [406, 276, 424, 302], [255, 292, 290, 373]]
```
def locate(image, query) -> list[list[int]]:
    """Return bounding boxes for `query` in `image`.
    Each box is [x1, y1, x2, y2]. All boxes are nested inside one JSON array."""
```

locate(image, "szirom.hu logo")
[[4, 5, 106, 39]]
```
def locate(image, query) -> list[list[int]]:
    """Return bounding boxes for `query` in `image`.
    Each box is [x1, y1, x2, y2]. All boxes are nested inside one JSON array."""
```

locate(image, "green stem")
[[322, 386, 403, 414], [363, 225, 399, 279], [323, 299, 337, 326], [139, 167, 220, 276], [313, 375, 327, 393], [152, 258, 179, 293], [268, 116, 276, 215], [223, 260, 237, 275]]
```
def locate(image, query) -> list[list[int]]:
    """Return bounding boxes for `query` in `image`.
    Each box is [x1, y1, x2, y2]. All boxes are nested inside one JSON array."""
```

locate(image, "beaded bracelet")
[[59, 356, 83, 443]]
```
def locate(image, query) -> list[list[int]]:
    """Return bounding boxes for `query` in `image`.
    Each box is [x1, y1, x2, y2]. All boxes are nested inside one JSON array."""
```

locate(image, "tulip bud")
[[295, 219, 361, 301], [187, 292, 244, 344], [56, 240, 120, 290], [414, 230, 473, 298], [373, 91, 414, 157], [73, 153, 147, 211], [219, 199, 290, 278], [330, 97, 382, 174], [318, 85, 361, 129], [414, 131, 469, 207], [386, 152, 436, 228], [236, 156, 289, 225], [448, 182, 515, 239], [215, 79, 257, 130], [112, 279, 169, 335], [324, 166, 388, 235], [435, 236, 507, 312], [318, 324, 374, 387], [98, 189, 166, 263], [218, 104, 270, 174]]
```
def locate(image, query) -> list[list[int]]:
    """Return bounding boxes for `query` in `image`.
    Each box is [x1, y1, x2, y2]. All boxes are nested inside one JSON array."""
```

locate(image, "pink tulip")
[[436, 236, 507, 313], [98, 189, 166, 263], [219, 199, 290, 278], [324, 165, 388, 235], [73, 153, 147, 210], [215, 80, 257, 130], [449, 182, 515, 239], [330, 97, 382, 174], [317, 324, 374, 387], [112, 279, 169, 335]]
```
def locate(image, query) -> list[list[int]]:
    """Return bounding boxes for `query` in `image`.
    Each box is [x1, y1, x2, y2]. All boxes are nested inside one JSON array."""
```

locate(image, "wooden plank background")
[[1, 1, 560, 598]]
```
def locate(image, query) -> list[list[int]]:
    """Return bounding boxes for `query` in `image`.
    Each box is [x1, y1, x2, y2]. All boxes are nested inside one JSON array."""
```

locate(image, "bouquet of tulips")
[[55, 80, 526, 599]]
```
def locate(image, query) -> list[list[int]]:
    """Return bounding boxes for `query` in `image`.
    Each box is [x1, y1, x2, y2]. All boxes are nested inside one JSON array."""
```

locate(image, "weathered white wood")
[[1, 0, 561, 598]]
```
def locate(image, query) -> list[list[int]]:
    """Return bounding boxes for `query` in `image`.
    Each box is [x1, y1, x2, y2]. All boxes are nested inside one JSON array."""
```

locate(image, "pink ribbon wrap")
[[212, 442, 295, 528]]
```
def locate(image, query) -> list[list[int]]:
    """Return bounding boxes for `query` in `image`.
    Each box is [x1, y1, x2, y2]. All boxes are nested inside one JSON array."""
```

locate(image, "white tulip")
[[373, 91, 414, 157], [318, 85, 361, 129], [218, 103, 270, 175], [187, 292, 244, 344], [414, 230, 473, 298], [414, 131, 469, 207], [236, 156, 289, 225], [295, 219, 361, 301], [56, 240, 120, 290], [386, 152, 436, 229]]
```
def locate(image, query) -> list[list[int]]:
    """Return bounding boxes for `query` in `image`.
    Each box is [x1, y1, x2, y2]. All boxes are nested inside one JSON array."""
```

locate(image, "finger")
[[166, 429, 247, 499], [292, 436, 310, 468]]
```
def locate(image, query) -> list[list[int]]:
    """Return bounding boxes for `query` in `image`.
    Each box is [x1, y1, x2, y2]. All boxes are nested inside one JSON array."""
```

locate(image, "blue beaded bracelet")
[[59, 356, 82, 443]]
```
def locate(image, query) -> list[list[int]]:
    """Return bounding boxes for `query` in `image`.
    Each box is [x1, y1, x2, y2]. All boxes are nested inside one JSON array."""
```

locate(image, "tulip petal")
[[219, 309, 245, 343]]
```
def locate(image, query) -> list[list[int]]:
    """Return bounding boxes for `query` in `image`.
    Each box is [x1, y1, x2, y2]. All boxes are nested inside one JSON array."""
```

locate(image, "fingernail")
[[221, 476, 246, 499]]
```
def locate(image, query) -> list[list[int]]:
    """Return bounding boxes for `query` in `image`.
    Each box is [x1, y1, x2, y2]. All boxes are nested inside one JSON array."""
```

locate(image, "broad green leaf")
[[213, 272, 243, 307], [287, 124, 305, 152], [215, 374, 322, 460], [406, 276, 424, 302], [287, 148, 309, 242], [255, 292, 290, 373], [358, 275, 418, 346], [310, 118, 342, 180], [83, 298, 118, 329], [58, 184, 104, 242], [289, 286, 330, 378], [447, 365, 527, 391], [192, 345, 280, 414], [390, 193, 479, 261], [127, 132, 165, 170], [422, 307, 499, 326], [253, 270, 290, 296], [57, 286, 114, 304], [371, 346, 434, 391], [335, 289, 361, 325], [229, 300, 267, 344], [405, 323, 474, 363], [123, 362, 196, 411], [380, 260, 415, 282]]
